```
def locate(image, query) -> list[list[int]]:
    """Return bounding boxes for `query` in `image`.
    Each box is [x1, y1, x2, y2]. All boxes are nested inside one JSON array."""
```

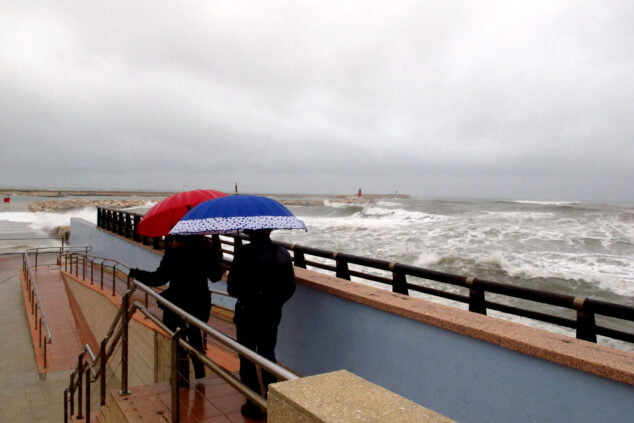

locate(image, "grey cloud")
[[1, 1, 633, 201]]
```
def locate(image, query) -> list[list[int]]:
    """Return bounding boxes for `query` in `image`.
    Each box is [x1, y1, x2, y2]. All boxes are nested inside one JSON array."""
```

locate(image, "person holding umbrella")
[[168, 194, 306, 418], [128, 234, 223, 385], [227, 229, 296, 421]]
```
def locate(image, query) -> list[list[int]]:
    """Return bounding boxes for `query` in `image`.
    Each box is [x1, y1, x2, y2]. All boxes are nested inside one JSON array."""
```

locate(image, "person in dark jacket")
[[128, 235, 223, 385], [227, 229, 295, 421]]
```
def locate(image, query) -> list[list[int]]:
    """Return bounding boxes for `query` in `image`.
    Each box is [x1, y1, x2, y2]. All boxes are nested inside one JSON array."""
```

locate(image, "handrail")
[[22, 252, 52, 369], [62, 252, 231, 305], [95, 206, 634, 347], [63, 252, 298, 423], [132, 302, 271, 413], [133, 280, 298, 382]]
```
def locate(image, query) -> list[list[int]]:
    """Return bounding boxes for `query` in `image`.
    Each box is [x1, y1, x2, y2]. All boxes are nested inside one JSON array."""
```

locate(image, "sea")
[[2, 193, 633, 350]]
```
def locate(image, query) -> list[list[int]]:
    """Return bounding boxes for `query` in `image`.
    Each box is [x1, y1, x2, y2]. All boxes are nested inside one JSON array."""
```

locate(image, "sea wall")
[[70, 217, 634, 423], [279, 272, 634, 423]]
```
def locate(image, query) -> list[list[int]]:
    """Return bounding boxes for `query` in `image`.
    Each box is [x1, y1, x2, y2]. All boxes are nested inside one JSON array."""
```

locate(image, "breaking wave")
[[1, 208, 97, 234]]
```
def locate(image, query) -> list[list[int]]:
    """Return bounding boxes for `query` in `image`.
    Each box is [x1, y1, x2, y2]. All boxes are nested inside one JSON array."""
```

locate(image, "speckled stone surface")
[[268, 370, 456, 422], [295, 268, 634, 386]]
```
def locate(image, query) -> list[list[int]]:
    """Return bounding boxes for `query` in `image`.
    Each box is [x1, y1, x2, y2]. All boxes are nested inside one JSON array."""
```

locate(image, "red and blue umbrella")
[[137, 189, 228, 237], [169, 195, 308, 235]]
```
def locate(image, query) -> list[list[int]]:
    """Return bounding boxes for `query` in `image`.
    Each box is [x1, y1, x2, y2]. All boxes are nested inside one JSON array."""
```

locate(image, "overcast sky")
[[1, 1, 632, 202]]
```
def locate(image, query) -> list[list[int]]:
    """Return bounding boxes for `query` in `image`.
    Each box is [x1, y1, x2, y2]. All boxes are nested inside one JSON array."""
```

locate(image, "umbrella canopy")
[[136, 189, 228, 237], [169, 195, 308, 235]]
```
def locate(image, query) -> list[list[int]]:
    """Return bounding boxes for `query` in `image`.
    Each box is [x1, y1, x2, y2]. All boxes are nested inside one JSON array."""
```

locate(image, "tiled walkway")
[[27, 263, 83, 371], [1, 255, 266, 423], [111, 371, 263, 422]]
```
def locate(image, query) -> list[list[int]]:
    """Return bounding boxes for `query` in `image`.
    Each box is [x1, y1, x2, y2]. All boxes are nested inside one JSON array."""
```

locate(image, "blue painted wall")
[[278, 284, 634, 423], [71, 218, 634, 423]]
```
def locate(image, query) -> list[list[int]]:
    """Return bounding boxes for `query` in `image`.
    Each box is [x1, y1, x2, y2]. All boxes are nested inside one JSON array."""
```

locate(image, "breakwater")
[[28, 199, 151, 212]]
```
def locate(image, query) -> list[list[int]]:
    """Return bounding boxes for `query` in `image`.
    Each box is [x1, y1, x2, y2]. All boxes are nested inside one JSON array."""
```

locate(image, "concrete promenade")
[[0, 256, 71, 422]]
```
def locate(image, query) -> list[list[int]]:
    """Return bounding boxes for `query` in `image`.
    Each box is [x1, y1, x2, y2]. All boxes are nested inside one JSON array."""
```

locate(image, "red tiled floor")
[[206, 392, 245, 414], [21, 263, 82, 372], [129, 372, 266, 423]]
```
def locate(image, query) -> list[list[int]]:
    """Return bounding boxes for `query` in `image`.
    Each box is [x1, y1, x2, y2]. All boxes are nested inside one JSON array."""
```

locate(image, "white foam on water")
[[413, 252, 443, 267], [375, 200, 403, 207], [323, 200, 353, 208], [0, 207, 97, 234], [512, 200, 580, 206], [122, 201, 157, 211]]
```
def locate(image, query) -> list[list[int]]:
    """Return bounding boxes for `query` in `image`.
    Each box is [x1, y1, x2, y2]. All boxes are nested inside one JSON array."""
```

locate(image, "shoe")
[[177, 376, 190, 388], [240, 403, 266, 421], [193, 362, 206, 379]]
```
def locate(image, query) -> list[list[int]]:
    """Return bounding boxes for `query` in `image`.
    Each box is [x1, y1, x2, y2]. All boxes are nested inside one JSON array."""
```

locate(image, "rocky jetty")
[[29, 199, 150, 212]]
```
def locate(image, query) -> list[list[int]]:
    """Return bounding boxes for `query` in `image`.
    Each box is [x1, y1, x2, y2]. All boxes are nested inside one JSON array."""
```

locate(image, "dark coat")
[[131, 236, 223, 321], [227, 239, 295, 323]]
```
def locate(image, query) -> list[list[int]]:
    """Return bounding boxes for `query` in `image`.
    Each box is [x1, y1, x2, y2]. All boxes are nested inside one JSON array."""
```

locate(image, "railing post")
[[43, 336, 48, 369], [64, 389, 69, 423], [69, 374, 75, 417], [100, 337, 108, 406], [334, 253, 351, 280], [112, 265, 117, 296], [133, 215, 141, 242], [77, 357, 84, 419], [171, 328, 183, 423], [574, 297, 597, 342], [292, 247, 306, 268], [389, 263, 408, 295], [85, 367, 91, 423], [114, 211, 120, 235], [124, 213, 132, 238], [234, 235, 243, 254], [466, 277, 487, 315], [119, 292, 131, 396], [119, 212, 125, 236]]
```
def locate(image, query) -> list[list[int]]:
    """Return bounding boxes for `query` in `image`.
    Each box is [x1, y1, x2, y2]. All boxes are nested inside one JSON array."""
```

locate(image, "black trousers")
[[163, 309, 207, 381], [235, 306, 281, 398]]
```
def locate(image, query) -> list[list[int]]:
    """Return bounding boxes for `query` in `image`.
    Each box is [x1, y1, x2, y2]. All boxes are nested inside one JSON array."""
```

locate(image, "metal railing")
[[96, 206, 634, 346], [21, 246, 91, 369], [63, 253, 297, 423]]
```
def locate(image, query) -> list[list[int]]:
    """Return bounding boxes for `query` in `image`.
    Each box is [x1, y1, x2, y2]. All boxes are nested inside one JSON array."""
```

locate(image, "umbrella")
[[136, 189, 228, 237], [169, 195, 308, 235]]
